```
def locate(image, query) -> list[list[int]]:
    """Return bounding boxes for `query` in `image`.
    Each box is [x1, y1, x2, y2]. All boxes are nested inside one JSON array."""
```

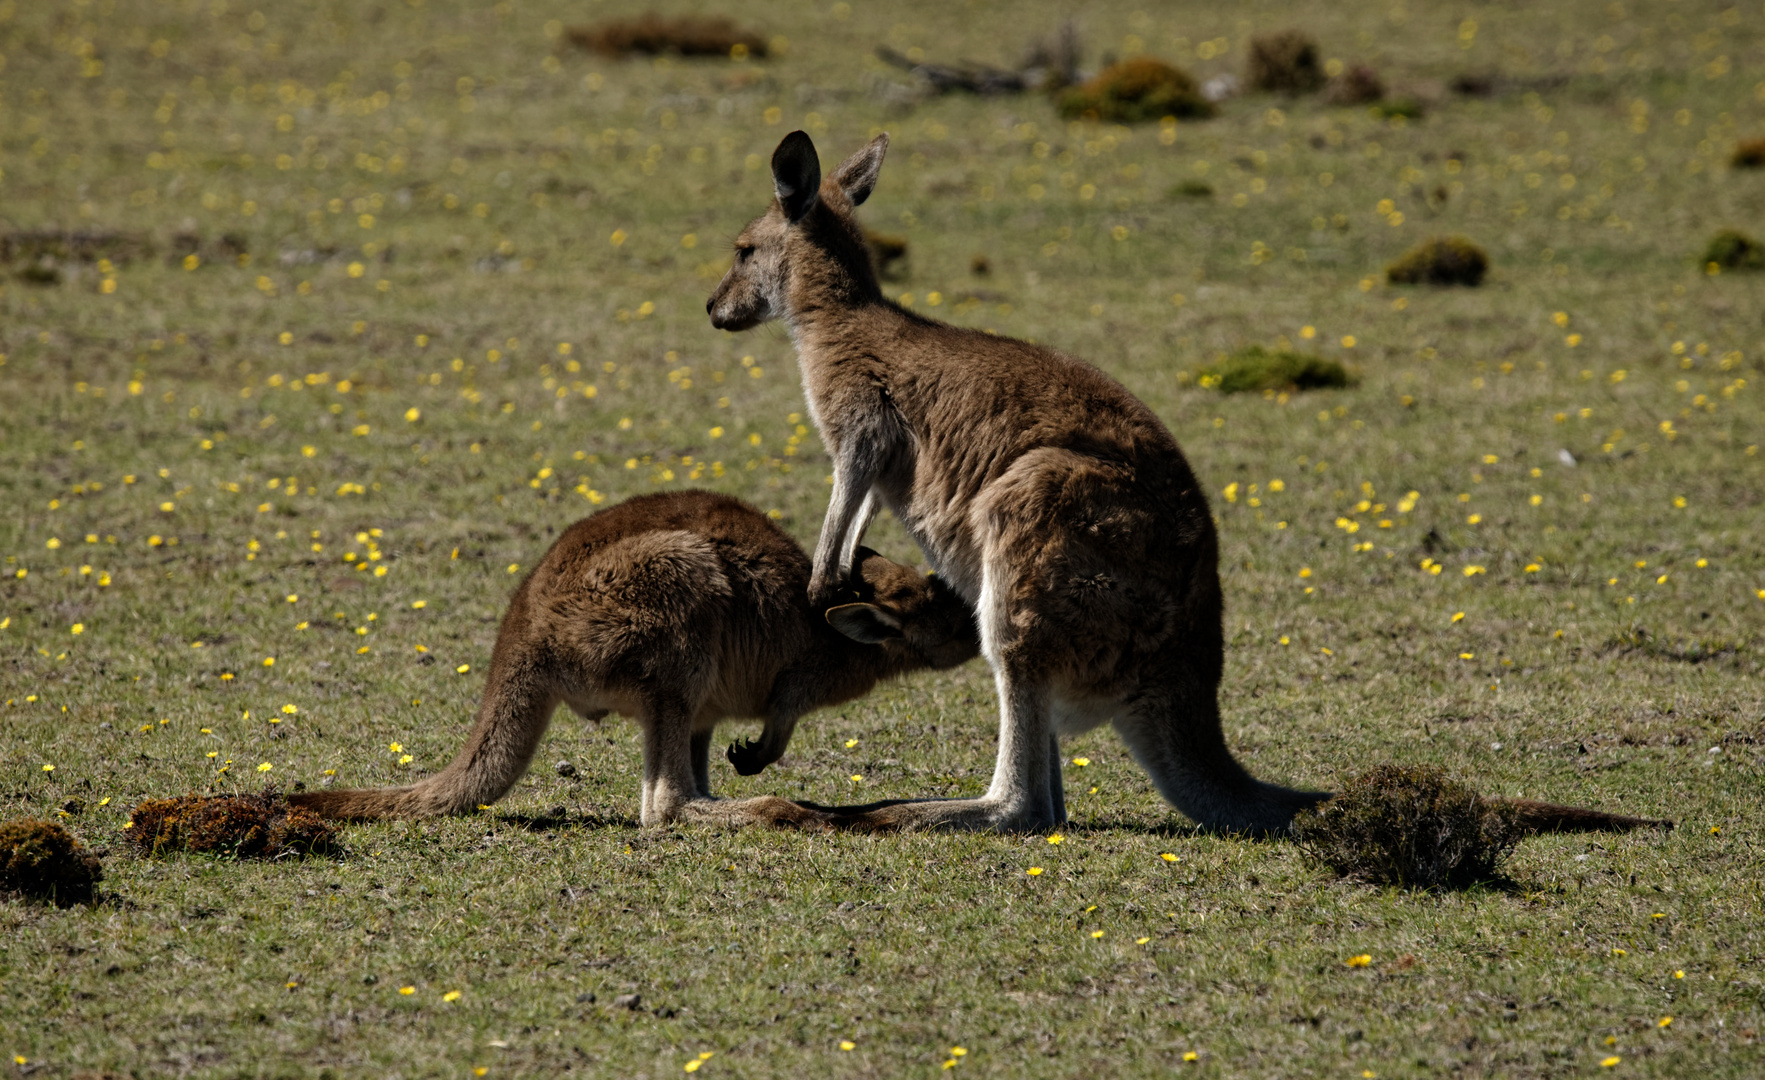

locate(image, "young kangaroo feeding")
[[288, 491, 976, 827], [707, 132, 1661, 837]]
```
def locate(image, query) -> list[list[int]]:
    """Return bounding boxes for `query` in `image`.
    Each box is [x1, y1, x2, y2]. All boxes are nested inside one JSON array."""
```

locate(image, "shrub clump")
[[1058, 58, 1214, 123], [1196, 346, 1353, 394], [1246, 31, 1326, 94], [863, 229, 909, 280], [1386, 235, 1489, 286], [1703, 229, 1765, 271], [0, 819, 103, 907], [1292, 765, 1524, 890], [566, 15, 767, 60], [1324, 65, 1385, 105], [1731, 138, 1765, 168], [125, 788, 340, 859]]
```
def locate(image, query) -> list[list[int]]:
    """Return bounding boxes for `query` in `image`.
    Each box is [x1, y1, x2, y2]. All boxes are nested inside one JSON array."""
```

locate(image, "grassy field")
[[3, 0, 1764, 1075]]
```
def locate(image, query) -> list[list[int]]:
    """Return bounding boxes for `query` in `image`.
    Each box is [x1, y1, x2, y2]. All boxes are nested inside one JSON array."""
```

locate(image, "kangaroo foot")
[[725, 738, 773, 777]]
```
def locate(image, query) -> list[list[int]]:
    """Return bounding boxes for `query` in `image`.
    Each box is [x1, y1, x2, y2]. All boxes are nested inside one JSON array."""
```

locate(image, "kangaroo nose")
[[704, 296, 714, 315]]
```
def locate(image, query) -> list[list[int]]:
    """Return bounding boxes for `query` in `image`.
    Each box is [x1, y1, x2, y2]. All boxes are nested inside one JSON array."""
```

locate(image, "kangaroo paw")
[[725, 738, 770, 777]]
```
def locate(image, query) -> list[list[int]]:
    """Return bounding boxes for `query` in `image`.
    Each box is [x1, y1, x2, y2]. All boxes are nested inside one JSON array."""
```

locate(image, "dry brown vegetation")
[[125, 788, 340, 859], [1058, 57, 1213, 122], [1385, 235, 1490, 286], [565, 15, 767, 60], [0, 819, 103, 907], [1292, 765, 1525, 890], [1246, 31, 1326, 94]]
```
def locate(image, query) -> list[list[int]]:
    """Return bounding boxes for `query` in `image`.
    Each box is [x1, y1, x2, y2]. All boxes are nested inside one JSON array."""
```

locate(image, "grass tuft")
[[1386, 235, 1489, 286], [565, 15, 767, 60], [1245, 31, 1326, 94], [1731, 138, 1765, 168], [0, 819, 103, 907], [1196, 346, 1353, 394], [125, 787, 341, 859], [1292, 765, 1524, 890], [1058, 57, 1214, 123], [1702, 229, 1765, 270]]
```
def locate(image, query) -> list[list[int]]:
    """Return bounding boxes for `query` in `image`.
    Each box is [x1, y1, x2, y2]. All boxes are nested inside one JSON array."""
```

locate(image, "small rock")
[[576, 991, 596, 1004], [836, 900, 855, 912], [555, 760, 578, 779], [612, 993, 641, 1010]]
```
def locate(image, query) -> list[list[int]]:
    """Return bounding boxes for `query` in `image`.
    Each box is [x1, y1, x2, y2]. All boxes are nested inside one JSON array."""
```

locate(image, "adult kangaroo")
[[289, 491, 976, 827], [706, 132, 1662, 837]]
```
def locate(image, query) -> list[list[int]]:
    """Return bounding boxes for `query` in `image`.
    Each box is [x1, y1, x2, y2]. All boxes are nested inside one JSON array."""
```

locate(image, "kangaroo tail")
[[1494, 798, 1672, 834], [289, 657, 559, 821]]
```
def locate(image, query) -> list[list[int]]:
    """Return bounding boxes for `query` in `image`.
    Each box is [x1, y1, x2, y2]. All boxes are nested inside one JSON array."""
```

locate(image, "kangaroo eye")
[[736, 245, 755, 263]]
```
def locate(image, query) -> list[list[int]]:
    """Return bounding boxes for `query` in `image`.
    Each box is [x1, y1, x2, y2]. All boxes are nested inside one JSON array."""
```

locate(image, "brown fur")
[[707, 134, 1662, 837], [288, 491, 976, 827]]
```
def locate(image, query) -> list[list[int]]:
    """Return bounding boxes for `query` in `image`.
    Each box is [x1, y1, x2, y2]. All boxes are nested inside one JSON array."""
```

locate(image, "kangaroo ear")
[[829, 133, 889, 207], [771, 130, 822, 223], [826, 603, 903, 644]]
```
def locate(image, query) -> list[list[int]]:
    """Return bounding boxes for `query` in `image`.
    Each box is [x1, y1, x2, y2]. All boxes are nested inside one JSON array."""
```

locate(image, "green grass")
[[2, 0, 1764, 1076]]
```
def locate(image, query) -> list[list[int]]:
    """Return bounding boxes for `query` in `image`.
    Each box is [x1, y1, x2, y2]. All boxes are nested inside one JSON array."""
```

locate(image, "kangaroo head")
[[825, 550, 979, 670], [706, 130, 888, 332]]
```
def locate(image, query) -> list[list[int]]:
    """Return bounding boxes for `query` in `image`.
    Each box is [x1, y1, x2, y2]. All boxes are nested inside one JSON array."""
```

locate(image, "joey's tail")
[[1495, 798, 1672, 834], [288, 660, 559, 821]]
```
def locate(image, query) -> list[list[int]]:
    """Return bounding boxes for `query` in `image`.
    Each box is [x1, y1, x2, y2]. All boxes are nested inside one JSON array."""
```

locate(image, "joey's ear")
[[829, 133, 889, 206], [771, 130, 822, 223], [826, 603, 903, 644]]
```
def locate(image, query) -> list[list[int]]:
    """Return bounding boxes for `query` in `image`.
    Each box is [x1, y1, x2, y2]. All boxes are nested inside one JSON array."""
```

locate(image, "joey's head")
[[824, 549, 979, 671], [706, 130, 888, 332]]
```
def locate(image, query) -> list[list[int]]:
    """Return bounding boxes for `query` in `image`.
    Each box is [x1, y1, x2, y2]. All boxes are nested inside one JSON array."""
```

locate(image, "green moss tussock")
[[1386, 235, 1489, 286]]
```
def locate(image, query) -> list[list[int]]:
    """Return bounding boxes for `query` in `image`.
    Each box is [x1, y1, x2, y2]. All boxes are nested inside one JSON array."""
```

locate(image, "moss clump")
[[1324, 65, 1385, 105], [1058, 58, 1214, 123], [1196, 347, 1353, 394], [1292, 765, 1524, 890], [1386, 235, 1489, 286], [1246, 31, 1325, 94], [565, 16, 767, 60], [1703, 229, 1765, 270], [0, 819, 103, 907], [125, 788, 340, 859], [1731, 138, 1765, 168], [862, 229, 909, 280]]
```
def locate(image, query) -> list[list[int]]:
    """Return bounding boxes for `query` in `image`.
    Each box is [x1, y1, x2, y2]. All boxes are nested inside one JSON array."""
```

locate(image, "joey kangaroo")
[[706, 132, 1663, 837], [287, 491, 977, 827]]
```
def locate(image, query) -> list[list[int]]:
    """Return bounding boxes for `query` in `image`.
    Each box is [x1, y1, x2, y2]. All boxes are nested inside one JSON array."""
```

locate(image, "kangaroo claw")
[[726, 738, 768, 776]]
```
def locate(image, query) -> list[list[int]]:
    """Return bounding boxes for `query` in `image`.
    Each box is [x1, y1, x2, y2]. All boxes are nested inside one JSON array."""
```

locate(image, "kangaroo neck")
[[782, 218, 883, 343]]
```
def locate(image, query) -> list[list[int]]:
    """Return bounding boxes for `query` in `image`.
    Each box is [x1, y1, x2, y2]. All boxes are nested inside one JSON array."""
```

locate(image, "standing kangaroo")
[[706, 132, 1663, 837], [288, 491, 976, 827]]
